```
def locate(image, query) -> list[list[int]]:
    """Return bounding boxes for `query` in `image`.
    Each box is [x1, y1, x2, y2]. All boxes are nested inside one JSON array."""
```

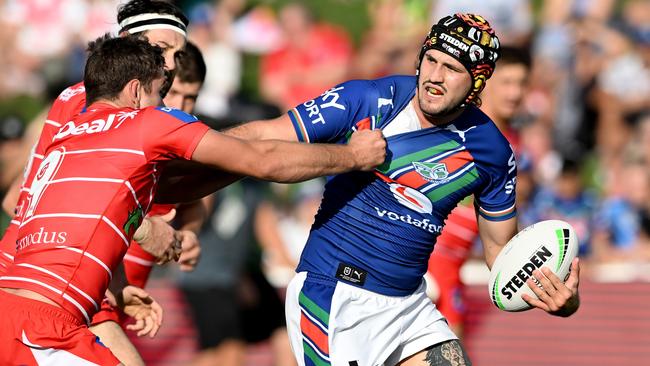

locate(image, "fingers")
[[350, 129, 386, 171], [155, 234, 181, 265], [522, 275, 553, 312], [126, 318, 144, 333], [124, 304, 162, 338], [564, 258, 581, 291], [178, 231, 200, 271], [123, 285, 151, 302], [140, 314, 155, 337], [151, 299, 164, 327], [159, 208, 176, 223], [522, 266, 576, 314], [172, 231, 183, 261], [104, 290, 117, 308]]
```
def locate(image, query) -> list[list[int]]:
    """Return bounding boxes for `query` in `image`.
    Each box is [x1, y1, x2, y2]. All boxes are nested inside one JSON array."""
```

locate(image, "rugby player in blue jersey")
[[194, 13, 581, 366]]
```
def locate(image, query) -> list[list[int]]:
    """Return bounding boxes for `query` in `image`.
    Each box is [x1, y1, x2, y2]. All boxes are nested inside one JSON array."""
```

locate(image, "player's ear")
[[124, 79, 141, 108]]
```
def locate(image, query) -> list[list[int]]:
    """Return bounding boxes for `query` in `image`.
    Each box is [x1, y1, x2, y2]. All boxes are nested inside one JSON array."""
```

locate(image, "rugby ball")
[[488, 220, 578, 312]]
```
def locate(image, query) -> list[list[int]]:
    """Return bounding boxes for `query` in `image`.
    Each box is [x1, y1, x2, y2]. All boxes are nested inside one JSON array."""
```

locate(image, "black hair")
[[175, 41, 206, 84], [85, 34, 165, 105], [560, 157, 581, 176], [497, 46, 532, 69]]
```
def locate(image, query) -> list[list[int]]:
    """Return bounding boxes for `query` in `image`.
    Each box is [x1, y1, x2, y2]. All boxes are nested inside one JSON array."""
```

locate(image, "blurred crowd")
[[0, 0, 649, 362]]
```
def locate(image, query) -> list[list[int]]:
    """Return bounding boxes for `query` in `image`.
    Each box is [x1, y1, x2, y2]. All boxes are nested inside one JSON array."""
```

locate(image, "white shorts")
[[286, 272, 457, 366]]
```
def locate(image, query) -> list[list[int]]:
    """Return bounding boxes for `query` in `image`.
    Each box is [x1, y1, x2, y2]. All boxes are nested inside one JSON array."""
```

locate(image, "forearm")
[[176, 200, 207, 234], [155, 170, 243, 204], [191, 129, 384, 187], [478, 215, 518, 269], [248, 140, 356, 183], [221, 114, 298, 142], [222, 120, 265, 140]]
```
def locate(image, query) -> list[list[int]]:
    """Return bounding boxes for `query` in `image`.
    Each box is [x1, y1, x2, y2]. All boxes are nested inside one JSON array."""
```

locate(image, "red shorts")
[[0, 290, 121, 366]]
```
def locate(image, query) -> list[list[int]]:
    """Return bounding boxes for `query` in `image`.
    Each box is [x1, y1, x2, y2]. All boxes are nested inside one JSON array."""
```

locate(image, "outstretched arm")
[[155, 115, 298, 204], [222, 114, 297, 141], [191, 128, 386, 183]]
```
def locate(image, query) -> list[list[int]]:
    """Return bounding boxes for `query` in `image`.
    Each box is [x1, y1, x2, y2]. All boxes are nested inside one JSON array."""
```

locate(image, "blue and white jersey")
[[289, 75, 516, 296]]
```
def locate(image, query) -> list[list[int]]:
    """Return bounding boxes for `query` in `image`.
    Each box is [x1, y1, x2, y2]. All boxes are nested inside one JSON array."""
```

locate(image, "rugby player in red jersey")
[[87, 44, 210, 364], [0, 0, 205, 365], [0, 34, 385, 365], [0, 2, 199, 364]]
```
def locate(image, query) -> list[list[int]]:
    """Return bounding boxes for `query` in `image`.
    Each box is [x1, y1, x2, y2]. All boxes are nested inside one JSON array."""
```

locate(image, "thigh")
[[397, 340, 471, 366]]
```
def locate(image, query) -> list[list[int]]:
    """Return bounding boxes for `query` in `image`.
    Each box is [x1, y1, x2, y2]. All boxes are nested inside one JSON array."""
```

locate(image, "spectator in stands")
[[259, 2, 352, 110], [429, 0, 534, 46], [188, 0, 244, 119], [349, 0, 429, 79], [255, 180, 325, 289], [592, 158, 650, 263], [530, 158, 597, 256], [177, 180, 294, 366], [480, 46, 531, 150]]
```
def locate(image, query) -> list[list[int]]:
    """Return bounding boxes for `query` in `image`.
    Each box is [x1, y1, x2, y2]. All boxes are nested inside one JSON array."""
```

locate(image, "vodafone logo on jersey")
[[389, 183, 432, 214]]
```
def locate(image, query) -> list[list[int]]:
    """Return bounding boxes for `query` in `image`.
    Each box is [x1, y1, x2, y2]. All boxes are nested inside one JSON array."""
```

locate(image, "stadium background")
[[0, 0, 649, 365]]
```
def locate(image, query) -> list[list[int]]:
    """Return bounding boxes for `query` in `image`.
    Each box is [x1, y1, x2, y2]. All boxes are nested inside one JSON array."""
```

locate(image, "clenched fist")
[[347, 129, 387, 171]]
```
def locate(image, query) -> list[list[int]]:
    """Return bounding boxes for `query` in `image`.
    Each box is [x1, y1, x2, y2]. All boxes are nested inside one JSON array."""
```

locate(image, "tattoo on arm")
[[424, 340, 472, 366]]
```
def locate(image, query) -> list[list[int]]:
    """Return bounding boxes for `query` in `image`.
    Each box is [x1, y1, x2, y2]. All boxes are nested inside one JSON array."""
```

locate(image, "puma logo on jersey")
[[377, 86, 394, 109], [445, 124, 476, 142], [53, 114, 118, 140], [378, 97, 393, 109]]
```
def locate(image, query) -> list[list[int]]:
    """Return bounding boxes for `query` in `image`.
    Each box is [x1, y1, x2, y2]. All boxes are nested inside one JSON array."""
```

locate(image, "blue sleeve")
[[288, 80, 375, 143], [475, 145, 517, 221]]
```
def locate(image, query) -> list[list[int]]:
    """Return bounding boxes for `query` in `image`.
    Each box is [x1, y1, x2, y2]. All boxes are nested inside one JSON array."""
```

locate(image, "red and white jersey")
[[0, 83, 87, 273], [0, 102, 209, 323]]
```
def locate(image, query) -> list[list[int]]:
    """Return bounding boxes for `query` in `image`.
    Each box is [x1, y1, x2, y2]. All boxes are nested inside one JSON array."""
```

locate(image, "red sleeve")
[[140, 107, 210, 162], [37, 82, 87, 156]]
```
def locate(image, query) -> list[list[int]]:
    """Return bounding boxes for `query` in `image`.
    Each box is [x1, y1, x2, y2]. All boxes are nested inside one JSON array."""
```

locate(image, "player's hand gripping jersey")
[[289, 76, 516, 296], [0, 103, 209, 323]]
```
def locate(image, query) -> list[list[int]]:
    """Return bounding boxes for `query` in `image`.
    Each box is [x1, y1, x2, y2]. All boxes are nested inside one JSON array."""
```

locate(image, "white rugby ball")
[[488, 220, 578, 312]]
